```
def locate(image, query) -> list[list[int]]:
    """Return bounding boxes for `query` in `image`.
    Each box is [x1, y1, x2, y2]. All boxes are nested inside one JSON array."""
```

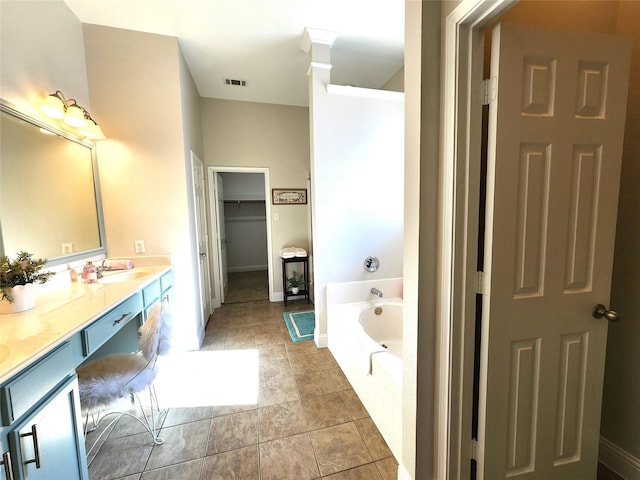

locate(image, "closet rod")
[[223, 200, 265, 204]]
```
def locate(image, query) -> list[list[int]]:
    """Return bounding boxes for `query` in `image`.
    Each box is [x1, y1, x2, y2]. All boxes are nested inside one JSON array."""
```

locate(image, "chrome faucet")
[[96, 259, 113, 279], [371, 287, 383, 298]]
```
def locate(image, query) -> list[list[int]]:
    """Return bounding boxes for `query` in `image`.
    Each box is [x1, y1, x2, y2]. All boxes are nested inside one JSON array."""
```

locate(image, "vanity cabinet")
[[142, 270, 174, 321], [7, 376, 87, 480], [0, 267, 174, 480]]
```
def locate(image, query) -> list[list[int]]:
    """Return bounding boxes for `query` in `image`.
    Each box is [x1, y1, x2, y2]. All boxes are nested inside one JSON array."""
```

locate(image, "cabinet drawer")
[[82, 293, 142, 356], [160, 269, 174, 292], [0, 337, 81, 425], [143, 279, 161, 307]]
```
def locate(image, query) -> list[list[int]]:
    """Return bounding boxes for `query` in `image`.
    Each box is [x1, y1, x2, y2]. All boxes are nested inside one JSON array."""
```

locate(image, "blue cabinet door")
[[8, 375, 88, 480]]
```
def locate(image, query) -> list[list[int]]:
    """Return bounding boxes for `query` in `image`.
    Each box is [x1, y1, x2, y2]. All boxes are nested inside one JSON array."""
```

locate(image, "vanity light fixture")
[[40, 90, 105, 140]]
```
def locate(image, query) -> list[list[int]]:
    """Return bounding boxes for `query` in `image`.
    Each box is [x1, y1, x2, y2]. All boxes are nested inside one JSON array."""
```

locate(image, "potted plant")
[[0, 251, 54, 313], [287, 272, 302, 295]]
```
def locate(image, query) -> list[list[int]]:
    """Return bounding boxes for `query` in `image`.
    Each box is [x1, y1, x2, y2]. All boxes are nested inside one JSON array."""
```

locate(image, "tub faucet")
[[371, 287, 383, 298]]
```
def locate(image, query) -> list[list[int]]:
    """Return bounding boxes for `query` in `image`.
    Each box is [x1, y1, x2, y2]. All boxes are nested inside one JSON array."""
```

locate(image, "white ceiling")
[[64, 0, 405, 107]]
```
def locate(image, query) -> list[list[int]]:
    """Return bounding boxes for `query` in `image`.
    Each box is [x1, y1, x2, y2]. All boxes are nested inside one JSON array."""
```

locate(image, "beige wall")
[[200, 98, 311, 294], [0, 1, 90, 119], [83, 24, 203, 349]]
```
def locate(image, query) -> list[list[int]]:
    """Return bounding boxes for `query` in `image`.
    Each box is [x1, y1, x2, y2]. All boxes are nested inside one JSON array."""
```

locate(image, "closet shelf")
[[223, 200, 265, 204]]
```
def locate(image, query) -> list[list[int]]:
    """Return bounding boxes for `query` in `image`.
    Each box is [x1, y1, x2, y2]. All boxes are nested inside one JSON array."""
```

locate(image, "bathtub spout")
[[370, 287, 383, 298]]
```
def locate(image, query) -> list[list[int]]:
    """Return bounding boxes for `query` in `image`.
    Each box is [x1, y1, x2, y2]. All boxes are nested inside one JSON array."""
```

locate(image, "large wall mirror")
[[0, 100, 106, 266]]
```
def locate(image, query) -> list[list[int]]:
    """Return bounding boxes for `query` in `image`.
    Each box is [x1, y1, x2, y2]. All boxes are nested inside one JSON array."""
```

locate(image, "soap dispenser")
[[82, 261, 97, 283]]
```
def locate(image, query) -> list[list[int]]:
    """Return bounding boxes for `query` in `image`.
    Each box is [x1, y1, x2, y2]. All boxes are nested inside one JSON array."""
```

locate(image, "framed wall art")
[[272, 189, 307, 205]]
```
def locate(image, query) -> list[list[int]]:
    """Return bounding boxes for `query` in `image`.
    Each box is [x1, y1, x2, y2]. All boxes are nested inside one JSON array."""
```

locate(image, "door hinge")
[[476, 271, 488, 295], [471, 439, 478, 461], [479, 77, 497, 105]]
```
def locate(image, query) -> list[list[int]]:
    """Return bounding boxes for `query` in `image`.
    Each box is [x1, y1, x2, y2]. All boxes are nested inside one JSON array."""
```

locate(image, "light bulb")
[[79, 119, 105, 140], [64, 104, 86, 128], [40, 93, 65, 119]]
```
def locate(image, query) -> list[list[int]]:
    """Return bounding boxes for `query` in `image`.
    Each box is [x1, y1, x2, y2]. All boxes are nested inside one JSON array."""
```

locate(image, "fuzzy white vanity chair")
[[77, 300, 172, 455]]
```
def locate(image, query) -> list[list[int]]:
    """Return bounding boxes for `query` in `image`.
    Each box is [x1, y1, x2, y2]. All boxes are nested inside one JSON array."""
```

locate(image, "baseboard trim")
[[314, 331, 328, 348], [227, 265, 268, 273], [600, 435, 640, 480], [398, 463, 412, 480]]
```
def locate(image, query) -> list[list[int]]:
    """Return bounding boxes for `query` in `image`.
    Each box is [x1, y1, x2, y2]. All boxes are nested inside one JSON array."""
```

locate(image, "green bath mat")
[[283, 310, 315, 342]]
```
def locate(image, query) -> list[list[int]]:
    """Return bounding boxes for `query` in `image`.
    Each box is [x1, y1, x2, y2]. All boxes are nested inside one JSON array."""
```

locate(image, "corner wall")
[[200, 98, 311, 298], [308, 59, 405, 346], [82, 24, 203, 349]]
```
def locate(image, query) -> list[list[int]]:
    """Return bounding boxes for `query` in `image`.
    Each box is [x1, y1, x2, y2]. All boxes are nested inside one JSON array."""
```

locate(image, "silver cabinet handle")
[[20, 425, 41, 469], [592, 304, 621, 322], [113, 312, 131, 326], [1, 451, 14, 480]]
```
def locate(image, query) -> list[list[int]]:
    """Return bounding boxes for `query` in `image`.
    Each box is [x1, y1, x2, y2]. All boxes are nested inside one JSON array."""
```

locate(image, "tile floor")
[[85, 299, 398, 479]]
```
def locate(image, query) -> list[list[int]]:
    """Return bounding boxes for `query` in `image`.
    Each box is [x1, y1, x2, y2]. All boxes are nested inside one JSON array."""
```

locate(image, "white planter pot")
[[290, 287, 300, 295], [0, 284, 36, 314]]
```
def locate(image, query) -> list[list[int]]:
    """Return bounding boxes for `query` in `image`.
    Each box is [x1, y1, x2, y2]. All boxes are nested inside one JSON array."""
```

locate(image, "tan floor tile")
[[330, 367, 352, 391], [139, 458, 202, 480], [88, 431, 153, 480], [254, 322, 281, 335], [162, 406, 214, 428], [302, 392, 351, 429], [376, 457, 400, 480], [259, 373, 300, 407], [255, 331, 283, 346], [258, 400, 308, 442], [288, 352, 324, 375], [260, 357, 293, 378], [322, 463, 383, 479], [90, 298, 399, 480], [259, 433, 320, 480], [226, 324, 255, 337], [309, 422, 373, 476], [355, 417, 393, 460], [211, 403, 257, 417], [296, 370, 339, 398], [339, 389, 370, 420], [207, 410, 258, 455], [285, 339, 319, 356], [201, 445, 259, 479], [146, 419, 211, 470], [258, 344, 288, 360], [225, 336, 256, 349], [228, 316, 256, 328]]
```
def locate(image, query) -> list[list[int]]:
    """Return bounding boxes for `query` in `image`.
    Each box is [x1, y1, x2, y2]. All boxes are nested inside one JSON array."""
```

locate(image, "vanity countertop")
[[0, 265, 171, 384]]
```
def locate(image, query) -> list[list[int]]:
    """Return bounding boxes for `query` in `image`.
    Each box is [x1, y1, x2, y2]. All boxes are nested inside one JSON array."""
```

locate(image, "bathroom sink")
[[98, 269, 156, 284], [0, 343, 11, 363]]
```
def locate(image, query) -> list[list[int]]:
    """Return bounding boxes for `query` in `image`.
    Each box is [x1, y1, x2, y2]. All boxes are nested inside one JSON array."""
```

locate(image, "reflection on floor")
[[224, 270, 269, 304], [85, 299, 398, 479]]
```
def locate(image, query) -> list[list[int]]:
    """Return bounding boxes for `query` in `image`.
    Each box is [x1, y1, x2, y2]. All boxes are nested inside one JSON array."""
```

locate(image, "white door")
[[211, 172, 228, 305], [478, 23, 631, 480], [191, 152, 213, 327]]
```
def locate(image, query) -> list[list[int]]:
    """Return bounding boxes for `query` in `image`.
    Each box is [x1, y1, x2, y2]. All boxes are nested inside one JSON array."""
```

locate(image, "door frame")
[[438, 0, 517, 478], [207, 166, 274, 306]]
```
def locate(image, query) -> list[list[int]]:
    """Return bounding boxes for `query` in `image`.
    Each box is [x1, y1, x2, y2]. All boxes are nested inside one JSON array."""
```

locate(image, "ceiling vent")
[[224, 78, 247, 87]]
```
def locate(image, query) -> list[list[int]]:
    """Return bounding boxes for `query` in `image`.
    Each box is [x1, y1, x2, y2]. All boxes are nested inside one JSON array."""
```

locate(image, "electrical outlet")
[[134, 240, 146, 254], [61, 243, 73, 254]]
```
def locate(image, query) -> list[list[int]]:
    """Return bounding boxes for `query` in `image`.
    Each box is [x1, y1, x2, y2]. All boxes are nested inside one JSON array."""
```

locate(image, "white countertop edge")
[[0, 264, 171, 384]]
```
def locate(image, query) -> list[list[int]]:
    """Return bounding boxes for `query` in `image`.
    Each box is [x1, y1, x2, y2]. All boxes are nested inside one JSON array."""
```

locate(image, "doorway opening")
[[208, 167, 274, 309]]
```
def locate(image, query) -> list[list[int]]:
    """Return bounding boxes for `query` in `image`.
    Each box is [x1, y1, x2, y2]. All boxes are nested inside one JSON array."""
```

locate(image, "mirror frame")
[[0, 99, 107, 267]]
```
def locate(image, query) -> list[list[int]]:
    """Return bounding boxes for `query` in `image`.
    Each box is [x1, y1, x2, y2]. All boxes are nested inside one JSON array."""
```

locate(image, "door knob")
[[592, 304, 621, 322]]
